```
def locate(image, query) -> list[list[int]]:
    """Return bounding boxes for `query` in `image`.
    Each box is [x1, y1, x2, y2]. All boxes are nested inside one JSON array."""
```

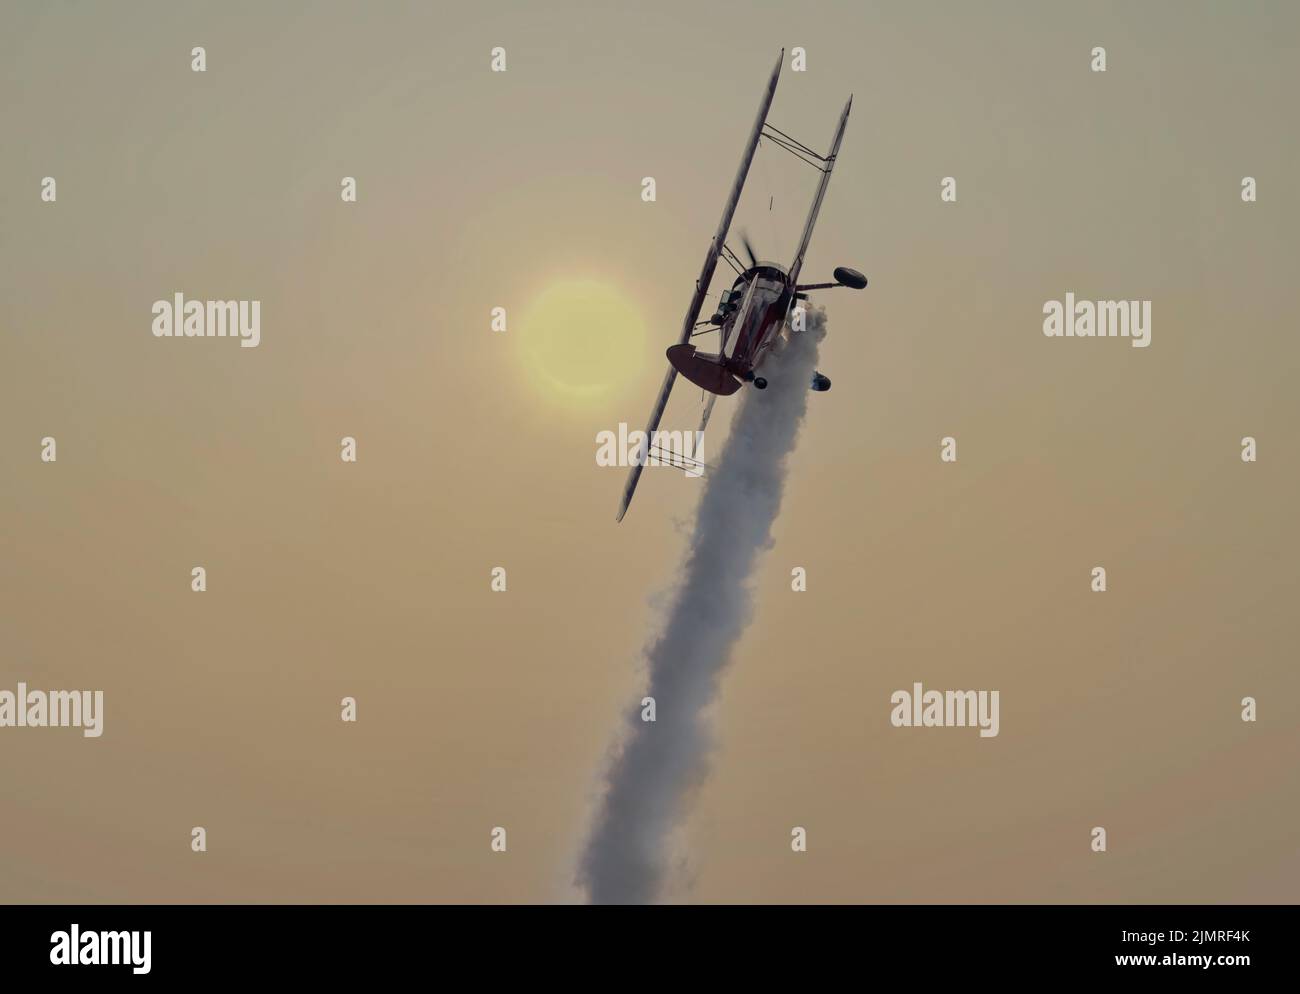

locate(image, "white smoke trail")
[[579, 309, 827, 904]]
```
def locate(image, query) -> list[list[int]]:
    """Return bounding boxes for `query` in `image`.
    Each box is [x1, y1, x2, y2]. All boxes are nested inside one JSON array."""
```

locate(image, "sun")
[[517, 279, 646, 405]]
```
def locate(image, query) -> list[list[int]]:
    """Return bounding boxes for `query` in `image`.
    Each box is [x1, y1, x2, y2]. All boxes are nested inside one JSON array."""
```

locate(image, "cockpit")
[[710, 263, 788, 327]]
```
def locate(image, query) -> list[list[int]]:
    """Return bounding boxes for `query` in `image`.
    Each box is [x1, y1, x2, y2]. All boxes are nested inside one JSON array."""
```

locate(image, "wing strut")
[[616, 49, 784, 522], [786, 95, 852, 290]]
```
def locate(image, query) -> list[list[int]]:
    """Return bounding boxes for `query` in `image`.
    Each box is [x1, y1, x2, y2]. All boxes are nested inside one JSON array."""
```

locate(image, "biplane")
[[617, 49, 865, 522]]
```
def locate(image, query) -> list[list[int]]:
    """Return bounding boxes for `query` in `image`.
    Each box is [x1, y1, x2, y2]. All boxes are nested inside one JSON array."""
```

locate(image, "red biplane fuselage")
[[666, 264, 793, 396]]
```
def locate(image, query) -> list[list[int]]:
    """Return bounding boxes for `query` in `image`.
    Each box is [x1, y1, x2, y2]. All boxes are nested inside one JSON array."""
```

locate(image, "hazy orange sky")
[[1, 1, 1297, 902]]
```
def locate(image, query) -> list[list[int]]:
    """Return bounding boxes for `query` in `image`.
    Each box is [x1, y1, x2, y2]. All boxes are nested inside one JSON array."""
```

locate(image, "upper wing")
[[673, 48, 784, 350], [616, 50, 784, 522], [786, 95, 852, 290]]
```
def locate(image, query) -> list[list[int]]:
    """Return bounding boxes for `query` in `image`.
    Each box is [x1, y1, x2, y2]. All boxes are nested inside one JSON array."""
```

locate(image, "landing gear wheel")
[[753, 377, 768, 390]]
